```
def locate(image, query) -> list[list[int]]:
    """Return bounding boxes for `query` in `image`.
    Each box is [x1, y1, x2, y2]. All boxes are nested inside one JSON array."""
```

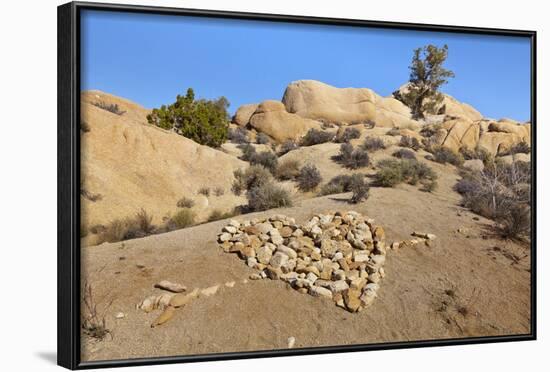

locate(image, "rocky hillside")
[[233, 79, 530, 156], [80, 91, 247, 235]]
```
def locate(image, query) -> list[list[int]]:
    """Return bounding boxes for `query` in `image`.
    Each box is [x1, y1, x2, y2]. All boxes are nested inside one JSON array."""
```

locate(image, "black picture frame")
[[58, 1, 537, 369]]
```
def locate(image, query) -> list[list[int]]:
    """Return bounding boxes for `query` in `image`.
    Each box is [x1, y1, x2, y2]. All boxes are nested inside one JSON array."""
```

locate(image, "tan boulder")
[[488, 119, 530, 139], [282, 80, 378, 125], [478, 132, 522, 156], [441, 95, 483, 121], [439, 118, 480, 151], [232, 103, 258, 126], [249, 100, 321, 143]]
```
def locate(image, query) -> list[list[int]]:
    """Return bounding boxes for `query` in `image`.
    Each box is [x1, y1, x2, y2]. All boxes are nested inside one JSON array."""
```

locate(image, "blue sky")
[[81, 10, 532, 121]]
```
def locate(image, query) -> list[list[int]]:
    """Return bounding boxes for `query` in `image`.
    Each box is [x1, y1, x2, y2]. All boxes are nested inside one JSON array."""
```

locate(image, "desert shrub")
[[147, 88, 229, 147], [455, 161, 531, 235], [228, 127, 249, 144], [249, 151, 278, 173], [301, 129, 334, 146], [275, 159, 301, 180], [177, 197, 195, 208], [393, 148, 417, 160], [386, 127, 401, 136], [92, 101, 126, 115], [459, 146, 493, 165], [171, 209, 196, 229], [361, 136, 386, 152], [337, 143, 370, 169], [335, 127, 361, 143], [207, 209, 239, 222], [238, 143, 257, 161], [232, 165, 273, 195], [503, 141, 531, 155], [399, 135, 421, 151], [374, 159, 437, 190], [135, 208, 155, 235], [82, 282, 112, 340], [297, 164, 322, 191], [256, 133, 271, 144], [247, 182, 292, 212], [198, 187, 210, 197], [431, 146, 464, 166], [214, 187, 224, 196], [349, 176, 370, 204], [319, 174, 362, 195], [98, 218, 132, 243], [278, 140, 299, 156], [497, 204, 531, 240]]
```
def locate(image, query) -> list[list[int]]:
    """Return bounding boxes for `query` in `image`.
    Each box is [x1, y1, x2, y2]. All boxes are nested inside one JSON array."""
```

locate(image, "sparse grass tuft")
[[399, 135, 421, 151], [214, 187, 224, 196], [361, 136, 386, 152], [176, 197, 195, 208], [335, 127, 361, 143], [171, 209, 196, 229], [393, 148, 417, 160], [232, 165, 273, 195], [246, 182, 292, 212], [374, 159, 438, 191], [431, 146, 465, 166], [337, 143, 370, 169], [278, 140, 299, 156], [198, 187, 210, 197], [82, 282, 113, 340], [249, 151, 278, 173]]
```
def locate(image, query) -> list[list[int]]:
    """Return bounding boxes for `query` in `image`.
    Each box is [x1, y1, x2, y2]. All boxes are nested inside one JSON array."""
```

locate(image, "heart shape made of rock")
[[218, 211, 387, 313]]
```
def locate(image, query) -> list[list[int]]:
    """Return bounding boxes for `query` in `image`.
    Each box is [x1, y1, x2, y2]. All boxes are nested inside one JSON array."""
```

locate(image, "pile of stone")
[[218, 211, 388, 313]]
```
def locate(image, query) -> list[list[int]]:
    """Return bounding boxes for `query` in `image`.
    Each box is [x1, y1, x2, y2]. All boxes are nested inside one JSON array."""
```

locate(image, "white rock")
[[228, 219, 241, 228], [201, 285, 220, 297], [218, 232, 232, 242], [270, 251, 289, 269], [329, 280, 349, 293], [287, 336, 296, 349], [115, 312, 125, 319], [223, 225, 238, 234], [309, 285, 333, 298], [225, 281, 236, 288], [306, 272, 318, 283], [277, 245, 297, 259]]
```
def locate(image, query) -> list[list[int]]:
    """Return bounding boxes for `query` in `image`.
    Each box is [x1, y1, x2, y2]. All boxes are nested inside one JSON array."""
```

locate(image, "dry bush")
[[349, 175, 370, 204], [431, 146, 465, 166], [374, 159, 438, 191], [455, 161, 531, 241], [278, 140, 299, 156], [393, 148, 417, 160], [459, 146, 493, 165], [276, 159, 301, 180], [249, 151, 278, 173], [228, 127, 249, 144], [135, 208, 155, 235], [198, 187, 210, 197], [92, 101, 125, 115], [238, 143, 257, 161], [171, 209, 196, 229], [232, 165, 273, 195], [301, 129, 334, 146], [337, 143, 370, 169], [319, 174, 362, 195], [335, 127, 361, 143], [361, 136, 386, 152], [386, 127, 401, 136], [177, 197, 195, 208], [399, 135, 421, 151], [297, 164, 322, 191], [207, 209, 239, 222], [82, 282, 112, 340], [256, 133, 271, 144], [214, 187, 225, 196], [81, 120, 91, 133], [246, 182, 292, 212]]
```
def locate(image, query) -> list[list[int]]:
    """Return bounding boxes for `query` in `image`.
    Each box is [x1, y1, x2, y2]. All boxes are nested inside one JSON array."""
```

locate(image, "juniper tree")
[[395, 44, 455, 119], [147, 88, 230, 147]]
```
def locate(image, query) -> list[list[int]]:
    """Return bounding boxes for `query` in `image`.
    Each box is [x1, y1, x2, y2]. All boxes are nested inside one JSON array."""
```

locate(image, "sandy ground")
[[81, 175, 531, 362]]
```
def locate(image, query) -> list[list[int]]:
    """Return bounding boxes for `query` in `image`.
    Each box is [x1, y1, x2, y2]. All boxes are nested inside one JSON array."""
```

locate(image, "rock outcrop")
[[248, 100, 321, 142]]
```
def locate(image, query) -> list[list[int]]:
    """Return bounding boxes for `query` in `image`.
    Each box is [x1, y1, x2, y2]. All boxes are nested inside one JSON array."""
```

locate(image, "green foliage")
[[147, 88, 230, 147], [394, 45, 455, 119], [246, 182, 292, 212], [297, 164, 322, 191]]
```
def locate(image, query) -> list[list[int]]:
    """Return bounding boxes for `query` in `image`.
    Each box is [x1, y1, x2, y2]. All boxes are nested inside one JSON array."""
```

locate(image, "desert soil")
[[81, 176, 531, 362]]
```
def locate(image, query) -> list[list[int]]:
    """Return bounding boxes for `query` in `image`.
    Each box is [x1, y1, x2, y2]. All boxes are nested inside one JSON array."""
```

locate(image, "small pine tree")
[[146, 88, 230, 147], [395, 45, 455, 119]]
